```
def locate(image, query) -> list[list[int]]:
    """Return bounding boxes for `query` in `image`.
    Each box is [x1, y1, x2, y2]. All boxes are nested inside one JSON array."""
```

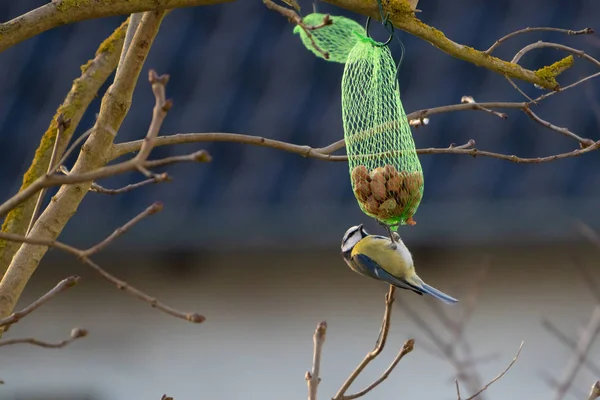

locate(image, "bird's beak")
[[358, 223, 363, 229]]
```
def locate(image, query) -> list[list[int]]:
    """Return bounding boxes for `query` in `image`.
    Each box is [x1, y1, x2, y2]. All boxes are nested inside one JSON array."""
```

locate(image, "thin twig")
[[263, 0, 331, 59], [464, 342, 524, 400], [306, 321, 327, 400], [0, 276, 80, 330], [460, 96, 507, 119], [552, 306, 600, 400], [523, 106, 594, 147], [90, 174, 169, 195], [541, 318, 600, 377], [0, 327, 87, 348], [485, 27, 594, 55], [456, 380, 462, 400], [333, 286, 395, 400], [0, 204, 205, 323], [0, 150, 211, 220], [512, 42, 600, 69], [343, 339, 415, 400], [82, 203, 163, 257], [26, 114, 71, 236]]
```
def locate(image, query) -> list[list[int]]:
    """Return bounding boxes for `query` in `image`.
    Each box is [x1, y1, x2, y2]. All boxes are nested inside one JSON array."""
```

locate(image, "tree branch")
[[589, 381, 600, 400], [343, 339, 414, 400], [552, 306, 600, 400], [463, 342, 524, 400], [0, 19, 128, 279], [0, 203, 205, 323], [0, 327, 87, 348], [0, 276, 79, 330], [485, 27, 594, 55], [0, 10, 166, 322], [333, 286, 396, 400], [0, 0, 230, 54], [306, 321, 327, 400], [321, 0, 566, 89]]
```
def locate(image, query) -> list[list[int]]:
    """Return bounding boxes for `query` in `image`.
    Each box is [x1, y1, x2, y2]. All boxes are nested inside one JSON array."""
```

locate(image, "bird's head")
[[341, 224, 369, 255]]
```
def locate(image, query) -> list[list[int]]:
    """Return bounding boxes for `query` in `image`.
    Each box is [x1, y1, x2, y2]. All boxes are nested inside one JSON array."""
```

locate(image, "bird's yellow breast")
[[351, 236, 414, 279]]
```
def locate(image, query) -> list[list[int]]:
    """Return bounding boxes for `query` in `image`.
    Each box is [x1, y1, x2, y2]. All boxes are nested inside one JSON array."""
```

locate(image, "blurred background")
[[1, 0, 600, 399]]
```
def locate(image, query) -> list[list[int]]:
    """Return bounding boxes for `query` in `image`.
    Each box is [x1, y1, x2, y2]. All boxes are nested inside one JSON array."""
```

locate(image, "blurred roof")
[[1, 0, 599, 251]]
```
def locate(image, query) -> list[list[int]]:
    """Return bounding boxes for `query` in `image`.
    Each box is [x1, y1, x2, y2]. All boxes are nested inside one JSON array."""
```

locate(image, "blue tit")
[[340, 224, 458, 304]]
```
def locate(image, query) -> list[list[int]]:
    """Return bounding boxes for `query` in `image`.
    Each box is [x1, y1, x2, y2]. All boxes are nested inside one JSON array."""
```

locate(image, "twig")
[[0, 10, 167, 322], [512, 42, 600, 69], [333, 286, 395, 400], [485, 27, 594, 55], [306, 321, 327, 400], [26, 114, 71, 236], [464, 341, 524, 400], [461, 96, 507, 119], [541, 318, 600, 377], [0, 327, 87, 348], [534, 71, 600, 103], [0, 149, 210, 220], [83, 203, 162, 257], [90, 174, 169, 195], [0, 204, 205, 324], [552, 306, 600, 400], [136, 70, 173, 163], [263, 0, 332, 59], [0, 20, 128, 278], [523, 106, 594, 147], [456, 379, 462, 400], [343, 339, 414, 400], [588, 381, 600, 400], [0, 276, 80, 330]]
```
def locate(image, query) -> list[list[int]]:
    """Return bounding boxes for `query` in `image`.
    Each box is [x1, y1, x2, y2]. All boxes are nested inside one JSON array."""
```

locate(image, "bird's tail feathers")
[[419, 283, 458, 304]]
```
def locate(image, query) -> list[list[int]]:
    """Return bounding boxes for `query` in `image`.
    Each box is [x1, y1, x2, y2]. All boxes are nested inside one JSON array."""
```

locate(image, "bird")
[[340, 224, 458, 304]]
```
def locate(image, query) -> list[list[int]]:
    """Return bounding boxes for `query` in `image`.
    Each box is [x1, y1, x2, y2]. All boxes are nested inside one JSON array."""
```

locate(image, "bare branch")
[[263, 0, 332, 59], [0, 150, 210, 220], [485, 27, 594, 55], [589, 381, 600, 400], [90, 174, 169, 195], [343, 339, 414, 400], [464, 341, 524, 400], [333, 286, 395, 400], [553, 306, 600, 400], [0, 204, 205, 324], [0, 10, 167, 322], [460, 96, 507, 119], [0, 276, 80, 330], [322, 0, 565, 89], [82, 203, 163, 257], [0, 0, 230, 54], [0, 327, 87, 348], [541, 318, 600, 377], [512, 42, 600, 69], [26, 114, 71, 236], [0, 20, 128, 278], [306, 321, 327, 400], [523, 106, 595, 147]]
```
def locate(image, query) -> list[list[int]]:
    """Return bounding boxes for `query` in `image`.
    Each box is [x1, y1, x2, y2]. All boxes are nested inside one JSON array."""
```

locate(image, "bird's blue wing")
[[352, 254, 424, 295]]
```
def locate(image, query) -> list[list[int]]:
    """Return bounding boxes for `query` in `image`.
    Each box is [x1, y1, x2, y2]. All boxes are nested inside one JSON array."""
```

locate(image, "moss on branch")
[[0, 19, 128, 278], [323, 0, 567, 90]]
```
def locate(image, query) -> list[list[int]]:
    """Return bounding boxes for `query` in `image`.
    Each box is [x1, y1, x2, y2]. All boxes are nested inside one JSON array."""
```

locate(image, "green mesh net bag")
[[342, 33, 423, 228], [293, 13, 366, 63]]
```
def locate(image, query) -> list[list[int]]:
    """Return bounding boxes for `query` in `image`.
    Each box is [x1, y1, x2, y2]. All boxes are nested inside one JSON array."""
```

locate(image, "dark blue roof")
[[1, 0, 599, 250]]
